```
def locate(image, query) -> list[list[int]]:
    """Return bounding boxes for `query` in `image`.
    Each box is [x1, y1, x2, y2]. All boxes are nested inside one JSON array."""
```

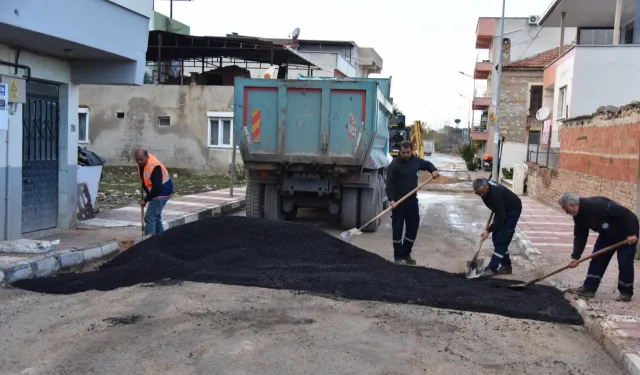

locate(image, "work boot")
[[496, 266, 512, 275], [404, 256, 417, 265], [568, 286, 596, 298], [616, 294, 632, 302], [480, 268, 497, 278]]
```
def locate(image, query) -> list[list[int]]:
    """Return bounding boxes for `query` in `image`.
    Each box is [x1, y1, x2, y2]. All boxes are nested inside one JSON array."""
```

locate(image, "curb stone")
[[516, 228, 640, 375], [0, 198, 245, 286]]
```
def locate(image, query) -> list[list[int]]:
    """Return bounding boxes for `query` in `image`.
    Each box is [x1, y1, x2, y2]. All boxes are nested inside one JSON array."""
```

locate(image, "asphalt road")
[[0, 154, 622, 374]]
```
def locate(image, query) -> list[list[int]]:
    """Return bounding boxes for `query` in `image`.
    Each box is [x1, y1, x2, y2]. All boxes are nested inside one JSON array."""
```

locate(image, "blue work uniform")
[[571, 197, 639, 297], [385, 155, 437, 260], [479, 179, 522, 270]]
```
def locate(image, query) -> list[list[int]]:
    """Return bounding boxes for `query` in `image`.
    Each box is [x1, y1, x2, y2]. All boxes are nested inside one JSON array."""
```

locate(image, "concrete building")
[[0, 0, 152, 239], [469, 16, 577, 163], [261, 38, 383, 78], [540, 0, 640, 149], [79, 31, 318, 174]]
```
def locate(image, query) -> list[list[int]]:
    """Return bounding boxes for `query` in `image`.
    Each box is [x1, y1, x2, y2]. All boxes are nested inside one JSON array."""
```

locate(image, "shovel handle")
[[358, 176, 435, 232], [522, 239, 629, 287], [470, 212, 495, 263]]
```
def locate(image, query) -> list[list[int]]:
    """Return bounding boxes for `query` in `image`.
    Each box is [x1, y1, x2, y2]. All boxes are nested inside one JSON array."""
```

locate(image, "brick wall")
[[527, 166, 637, 210], [500, 70, 544, 143], [527, 103, 640, 211]]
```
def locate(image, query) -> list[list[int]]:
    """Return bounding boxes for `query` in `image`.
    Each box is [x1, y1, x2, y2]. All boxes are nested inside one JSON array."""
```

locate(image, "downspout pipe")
[[0, 60, 31, 79]]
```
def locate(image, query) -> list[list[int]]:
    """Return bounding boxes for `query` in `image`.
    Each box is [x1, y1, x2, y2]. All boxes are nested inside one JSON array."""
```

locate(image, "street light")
[[459, 71, 476, 130], [459, 94, 472, 143]]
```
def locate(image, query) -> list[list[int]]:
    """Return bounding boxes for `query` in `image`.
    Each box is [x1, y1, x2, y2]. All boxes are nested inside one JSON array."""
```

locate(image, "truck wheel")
[[263, 183, 286, 221], [341, 188, 359, 230], [245, 179, 265, 219], [359, 179, 382, 233]]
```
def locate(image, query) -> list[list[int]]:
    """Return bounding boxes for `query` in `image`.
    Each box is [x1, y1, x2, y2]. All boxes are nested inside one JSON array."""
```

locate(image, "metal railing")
[[527, 130, 559, 168]]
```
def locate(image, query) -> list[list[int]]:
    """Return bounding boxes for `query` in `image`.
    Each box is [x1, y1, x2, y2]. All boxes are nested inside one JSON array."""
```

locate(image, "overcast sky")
[[153, 0, 555, 129]]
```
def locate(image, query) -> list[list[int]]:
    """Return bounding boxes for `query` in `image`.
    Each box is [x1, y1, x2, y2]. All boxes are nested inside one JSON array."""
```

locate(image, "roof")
[[146, 31, 318, 68], [504, 45, 574, 69], [264, 38, 358, 47]]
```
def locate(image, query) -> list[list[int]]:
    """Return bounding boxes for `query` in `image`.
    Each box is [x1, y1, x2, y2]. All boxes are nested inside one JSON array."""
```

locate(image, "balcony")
[[0, 0, 151, 85], [472, 96, 491, 110], [475, 17, 495, 49], [474, 60, 492, 79], [471, 120, 489, 141]]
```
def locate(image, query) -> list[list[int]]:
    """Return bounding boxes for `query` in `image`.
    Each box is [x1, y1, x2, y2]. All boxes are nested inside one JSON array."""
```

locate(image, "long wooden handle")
[[358, 176, 435, 231], [523, 239, 629, 287], [471, 212, 495, 262]]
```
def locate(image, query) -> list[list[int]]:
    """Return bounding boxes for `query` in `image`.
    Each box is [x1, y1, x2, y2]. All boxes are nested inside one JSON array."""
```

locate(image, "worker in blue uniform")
[[473, 178, 522, 277], [559, 193, 639, 302], [385, 141, 439, 265]]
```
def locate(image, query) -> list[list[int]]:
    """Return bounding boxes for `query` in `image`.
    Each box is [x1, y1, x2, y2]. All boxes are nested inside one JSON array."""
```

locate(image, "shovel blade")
[[340, 229, 361, 239], [465, 266, 482, 279], [508, 283, 527, 290]]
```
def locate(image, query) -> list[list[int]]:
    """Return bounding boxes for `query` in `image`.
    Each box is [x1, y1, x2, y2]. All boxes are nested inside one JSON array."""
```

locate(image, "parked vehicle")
[[234, 76, 394, 232], [423, 140, 434, 156]]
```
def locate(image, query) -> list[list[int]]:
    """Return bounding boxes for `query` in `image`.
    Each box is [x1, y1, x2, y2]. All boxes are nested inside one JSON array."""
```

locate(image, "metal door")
[[21, 81, 59, 234]]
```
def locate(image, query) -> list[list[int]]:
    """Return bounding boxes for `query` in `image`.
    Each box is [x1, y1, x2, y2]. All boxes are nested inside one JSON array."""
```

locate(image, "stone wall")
[[527, 103, 640, 211], [500, 70, 544, 143]]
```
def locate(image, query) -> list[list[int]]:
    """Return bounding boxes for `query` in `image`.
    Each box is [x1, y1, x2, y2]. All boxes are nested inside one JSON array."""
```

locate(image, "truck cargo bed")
[[233, 78, 392, 169]]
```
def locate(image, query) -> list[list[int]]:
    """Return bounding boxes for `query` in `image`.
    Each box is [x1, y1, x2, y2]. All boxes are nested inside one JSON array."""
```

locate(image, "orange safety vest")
[[138, 153, 171, 197]]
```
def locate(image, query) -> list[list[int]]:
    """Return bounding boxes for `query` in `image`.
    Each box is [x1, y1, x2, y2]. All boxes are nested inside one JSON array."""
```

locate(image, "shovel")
[[508, 239, 629, 289], [340, 176, 435, 239], [465, 212, 495, 279]]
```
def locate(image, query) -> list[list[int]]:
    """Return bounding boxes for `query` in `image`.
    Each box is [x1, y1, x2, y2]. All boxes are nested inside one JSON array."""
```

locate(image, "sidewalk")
[[0, 186, 246, 284], [517, 196, 640, 374]]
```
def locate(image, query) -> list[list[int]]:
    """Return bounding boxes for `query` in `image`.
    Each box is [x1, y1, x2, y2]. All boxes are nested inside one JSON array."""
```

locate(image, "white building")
[[470, 16, 577, 158], [0, 0, 152, 239], [540, 0, 640, 148]]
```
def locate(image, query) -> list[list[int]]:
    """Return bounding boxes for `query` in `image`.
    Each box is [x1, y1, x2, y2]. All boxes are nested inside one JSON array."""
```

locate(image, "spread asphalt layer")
[[14, 217, 582, 325]]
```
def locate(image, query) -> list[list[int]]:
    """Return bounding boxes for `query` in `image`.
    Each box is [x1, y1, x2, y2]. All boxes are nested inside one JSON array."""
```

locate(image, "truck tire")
[[245, 179, 265, 219], [359, 176, 382, 233], [341, 188, 359, 230], [264, 183, 286, 221]]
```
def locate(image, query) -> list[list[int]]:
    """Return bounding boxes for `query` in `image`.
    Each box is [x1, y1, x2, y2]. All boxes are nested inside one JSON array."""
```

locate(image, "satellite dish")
[[291, 27, 300, 42], [491, 97, 497, 106], [536, 106, 550, 121]]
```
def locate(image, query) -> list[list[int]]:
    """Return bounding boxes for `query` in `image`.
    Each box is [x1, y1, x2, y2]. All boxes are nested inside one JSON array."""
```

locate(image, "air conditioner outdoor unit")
[[528, 15, 540, 25]]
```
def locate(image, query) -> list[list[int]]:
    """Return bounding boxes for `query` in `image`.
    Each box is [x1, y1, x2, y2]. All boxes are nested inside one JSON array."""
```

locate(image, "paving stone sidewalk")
[[517, 195, 640, 374], [0, 186, 246, 284]]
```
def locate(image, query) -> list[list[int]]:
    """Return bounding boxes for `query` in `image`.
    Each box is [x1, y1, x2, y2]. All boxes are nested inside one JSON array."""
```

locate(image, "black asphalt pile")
[[14, 217, 582, 325]]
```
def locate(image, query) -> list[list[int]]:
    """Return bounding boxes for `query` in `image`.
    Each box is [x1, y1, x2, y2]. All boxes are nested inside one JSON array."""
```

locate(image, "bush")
[[458, 143, 478, 171], [502, 168, 513, 179], [228, 163, 246, 182]]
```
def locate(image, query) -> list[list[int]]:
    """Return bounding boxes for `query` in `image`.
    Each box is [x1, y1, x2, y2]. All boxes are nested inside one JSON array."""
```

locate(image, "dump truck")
[[233, 76, 394, 232], [389, 120, 424, 159]]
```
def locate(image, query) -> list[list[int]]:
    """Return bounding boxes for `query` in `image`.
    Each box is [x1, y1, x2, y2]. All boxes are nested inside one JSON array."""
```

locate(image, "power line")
[[514, 24, 545, 63]]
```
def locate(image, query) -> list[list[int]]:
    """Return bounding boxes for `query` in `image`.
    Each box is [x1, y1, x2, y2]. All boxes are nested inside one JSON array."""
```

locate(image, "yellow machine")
[[389, 120, 424, 159]]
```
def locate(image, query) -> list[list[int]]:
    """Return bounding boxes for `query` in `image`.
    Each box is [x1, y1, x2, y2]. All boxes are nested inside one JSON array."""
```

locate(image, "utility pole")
[[492, 0, 506, 182]]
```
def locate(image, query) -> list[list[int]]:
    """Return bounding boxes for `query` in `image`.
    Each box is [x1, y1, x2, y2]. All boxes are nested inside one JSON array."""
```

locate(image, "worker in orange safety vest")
[[135, 148, 174, 236]]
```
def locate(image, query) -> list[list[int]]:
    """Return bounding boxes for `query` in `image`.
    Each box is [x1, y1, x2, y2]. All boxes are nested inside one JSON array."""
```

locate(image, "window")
[[578, 28, 614, 45], [207, 112, 233, 147], [78, 108, 89, 143], [158, 116, 171, 127], [529, 85, 543, 116], [557, 86, 568, 119], [116, 112, 125, 118]]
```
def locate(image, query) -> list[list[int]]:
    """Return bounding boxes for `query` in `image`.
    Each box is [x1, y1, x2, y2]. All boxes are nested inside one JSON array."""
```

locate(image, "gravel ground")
[[14, 216, 581, 324]]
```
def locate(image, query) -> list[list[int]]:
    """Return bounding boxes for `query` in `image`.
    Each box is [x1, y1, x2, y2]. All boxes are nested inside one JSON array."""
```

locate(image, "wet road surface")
[[0, 176, 622, 374]]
